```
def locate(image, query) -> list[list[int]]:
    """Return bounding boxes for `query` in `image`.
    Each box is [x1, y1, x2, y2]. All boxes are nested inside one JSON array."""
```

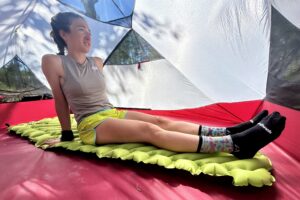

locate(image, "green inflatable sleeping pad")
[[8, 115, 275, 187]]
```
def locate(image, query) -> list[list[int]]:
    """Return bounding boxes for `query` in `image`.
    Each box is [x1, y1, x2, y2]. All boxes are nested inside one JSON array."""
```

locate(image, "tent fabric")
[[0, 0, 299, 109], [1, 99, 300, 199], [8, 115, 275, 187], [104, 59, 213, 109], [132, 1, 270, 104], [266, 7, 300, 110]]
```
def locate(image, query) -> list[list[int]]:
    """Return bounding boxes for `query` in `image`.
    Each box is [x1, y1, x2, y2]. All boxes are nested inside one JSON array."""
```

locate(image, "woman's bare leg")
[[125, 111, 199, 135], [95, 118, 199, 152], [95, 111, 286, 158]]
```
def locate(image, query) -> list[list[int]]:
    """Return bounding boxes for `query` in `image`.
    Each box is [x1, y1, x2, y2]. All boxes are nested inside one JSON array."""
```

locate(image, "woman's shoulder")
[[42, 54, 61, 63], [42, 54, 64, 67], [91, 56, 104, 70], [41, 54, 64, 75]]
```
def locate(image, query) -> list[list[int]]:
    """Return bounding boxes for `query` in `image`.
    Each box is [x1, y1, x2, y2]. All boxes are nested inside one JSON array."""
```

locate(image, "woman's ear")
[[59, 30, 67, 41]]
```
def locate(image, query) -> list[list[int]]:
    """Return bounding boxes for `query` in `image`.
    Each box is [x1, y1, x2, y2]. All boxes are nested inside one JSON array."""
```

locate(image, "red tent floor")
[[0, 99, 299, 200]]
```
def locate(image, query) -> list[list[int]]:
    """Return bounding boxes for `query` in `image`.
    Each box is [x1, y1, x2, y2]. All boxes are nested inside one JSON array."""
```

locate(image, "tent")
[[0, 0, 299, 199]]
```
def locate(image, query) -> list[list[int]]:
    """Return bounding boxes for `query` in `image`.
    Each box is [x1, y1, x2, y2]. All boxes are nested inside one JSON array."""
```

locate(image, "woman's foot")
[[231, 111, 286, 159], [199, 110, 269, 136], [226, 110, 269, 134]]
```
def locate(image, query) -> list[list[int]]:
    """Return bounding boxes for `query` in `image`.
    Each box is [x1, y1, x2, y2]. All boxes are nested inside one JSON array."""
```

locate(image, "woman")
[[42, 12, 286, 159]]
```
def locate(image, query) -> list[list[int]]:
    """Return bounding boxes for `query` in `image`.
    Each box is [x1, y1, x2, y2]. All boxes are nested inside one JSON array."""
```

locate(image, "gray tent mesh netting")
[[0, 55, 51, 102]]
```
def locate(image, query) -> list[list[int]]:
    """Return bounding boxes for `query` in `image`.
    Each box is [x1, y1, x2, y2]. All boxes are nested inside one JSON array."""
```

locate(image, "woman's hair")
[[50, 12, 83, 55]]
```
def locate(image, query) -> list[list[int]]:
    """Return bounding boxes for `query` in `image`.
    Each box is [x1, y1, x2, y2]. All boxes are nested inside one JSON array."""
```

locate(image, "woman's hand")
[[41, 130, 74, 147], [42, 138, 61, 147]]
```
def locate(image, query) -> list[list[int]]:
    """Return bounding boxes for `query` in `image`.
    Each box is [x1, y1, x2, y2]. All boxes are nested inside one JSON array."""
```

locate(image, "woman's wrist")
[[61, 130, 74, 141]]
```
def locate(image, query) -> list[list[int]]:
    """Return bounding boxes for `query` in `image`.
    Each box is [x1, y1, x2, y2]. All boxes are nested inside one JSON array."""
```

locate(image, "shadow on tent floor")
[[0, 99, 299, 200]]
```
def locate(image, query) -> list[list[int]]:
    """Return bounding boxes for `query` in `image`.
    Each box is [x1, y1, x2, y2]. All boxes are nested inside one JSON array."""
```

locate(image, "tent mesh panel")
[[266, 7, 300, 110], [58, 0, 134, 28], [105, 29, 164, 65], [0, 55, 51, 102]]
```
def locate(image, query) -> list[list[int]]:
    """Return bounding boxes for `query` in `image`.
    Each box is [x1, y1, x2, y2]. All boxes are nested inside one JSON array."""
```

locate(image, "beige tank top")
[[60, 55, 113, 123]]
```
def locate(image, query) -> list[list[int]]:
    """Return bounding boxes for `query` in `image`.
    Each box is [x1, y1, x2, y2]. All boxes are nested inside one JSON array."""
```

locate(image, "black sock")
[[231, 111, 286, 159], [226, 110, 269, 135]]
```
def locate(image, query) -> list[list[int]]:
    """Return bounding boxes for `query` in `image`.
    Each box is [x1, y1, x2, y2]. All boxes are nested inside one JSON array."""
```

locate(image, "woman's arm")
[[41, 54, 71, 131]]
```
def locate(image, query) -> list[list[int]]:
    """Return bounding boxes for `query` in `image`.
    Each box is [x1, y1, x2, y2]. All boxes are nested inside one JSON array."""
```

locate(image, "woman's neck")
[[67, 51, 87, 65]]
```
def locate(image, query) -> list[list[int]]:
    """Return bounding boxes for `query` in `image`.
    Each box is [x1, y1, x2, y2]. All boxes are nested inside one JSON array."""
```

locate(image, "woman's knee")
[[141, 122, 164, 142], [95, 119, 163, 144], [154, 116, 172, 129]]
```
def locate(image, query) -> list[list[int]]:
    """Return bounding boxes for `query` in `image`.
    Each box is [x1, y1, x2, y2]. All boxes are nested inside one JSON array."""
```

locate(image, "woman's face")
[[60, 18, 91, 53]]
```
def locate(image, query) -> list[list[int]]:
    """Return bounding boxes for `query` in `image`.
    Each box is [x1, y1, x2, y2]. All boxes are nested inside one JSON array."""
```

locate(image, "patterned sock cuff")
[[200, 125, 227, 136], [200, 135, 233, 153]]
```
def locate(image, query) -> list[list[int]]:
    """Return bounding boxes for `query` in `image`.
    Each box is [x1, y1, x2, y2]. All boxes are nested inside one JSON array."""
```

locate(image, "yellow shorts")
[[77, 108, 127, 145]]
